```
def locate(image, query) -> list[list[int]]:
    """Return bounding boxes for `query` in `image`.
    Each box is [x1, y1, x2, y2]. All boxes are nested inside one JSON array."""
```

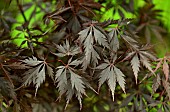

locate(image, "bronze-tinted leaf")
[[163, 59, 169, 81]]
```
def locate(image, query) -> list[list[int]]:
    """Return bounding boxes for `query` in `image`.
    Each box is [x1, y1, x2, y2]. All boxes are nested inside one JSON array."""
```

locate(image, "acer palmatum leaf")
[[69, 69, 85, 94], [114, 66, 126, 93], [108, 68, 116, 101], [5, 62, 30, 69], [22, 56, 43, 66], [22, 64, 46, 96], [108, 29, 119, 52], [93, 26, 109, 48], [140, 54, 155, 75], [163, 80, 170, 100], [131, 54, 140, 84], [163, 59, 169, 81], [152, 74, 161, 93]]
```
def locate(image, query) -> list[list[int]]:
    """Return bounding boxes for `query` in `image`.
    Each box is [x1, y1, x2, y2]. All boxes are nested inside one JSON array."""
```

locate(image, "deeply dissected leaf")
[[121, 93, 135, 107], [163, 80, 170, 100], [54, 58, 94, 109], [163, 59, 169, 81], [121, 34, 138, 44], [141, 51, 156, 61], [5, 62, 30, 69], [46, 65, 54, 80], [131, 54, 140, 83], [96, 62, 109, 69], [125, 50, 155, 83], [0, 77, 16, 100], [21, 56, 54, 96], [98, 61, 126, 101], [22, 64, 45, 96], [152, 73, 161, 93], [154, 59, 163, 72], [93, 26, 109, 48], [108, 67, 116, 101], [69, 69, 85, 94], [53, 40, 80, 57], [142, 93, 154, 103], [114, 66, 126, 93], [98, 65, 110, 89], [22, 56, 43, 66], [108, 28, 119, 52], [140, 54, 154, 74], [123, 51, 135, 61], [55, 66, 67, 97], [65, 81, 74, 109], [78, 25, 109, 69]]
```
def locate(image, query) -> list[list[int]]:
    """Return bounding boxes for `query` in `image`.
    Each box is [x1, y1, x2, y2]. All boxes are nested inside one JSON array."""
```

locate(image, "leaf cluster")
[[0, 0, 170, 112]]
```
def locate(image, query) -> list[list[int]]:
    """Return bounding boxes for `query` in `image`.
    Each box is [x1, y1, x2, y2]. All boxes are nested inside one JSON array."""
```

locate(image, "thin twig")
[[0, 63, 14, 88], [16, 0, 28, 23]]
